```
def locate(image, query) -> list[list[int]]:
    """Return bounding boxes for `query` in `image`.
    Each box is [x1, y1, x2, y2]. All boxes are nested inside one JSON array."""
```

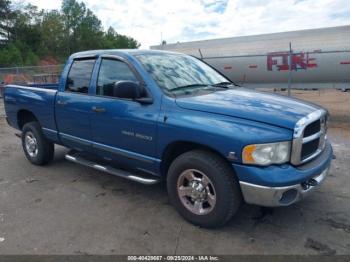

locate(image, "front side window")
[[66, 59, 96, 94], [135, 53, 230, 95], [97, 59, 137, 97]]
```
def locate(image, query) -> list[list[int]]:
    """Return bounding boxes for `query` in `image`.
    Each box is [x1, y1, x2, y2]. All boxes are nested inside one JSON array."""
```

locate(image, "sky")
[[24, 0, 350, 48]]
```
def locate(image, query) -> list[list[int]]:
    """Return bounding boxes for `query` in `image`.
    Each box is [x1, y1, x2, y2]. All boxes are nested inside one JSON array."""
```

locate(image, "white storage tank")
[[151, 26, 350, 89]]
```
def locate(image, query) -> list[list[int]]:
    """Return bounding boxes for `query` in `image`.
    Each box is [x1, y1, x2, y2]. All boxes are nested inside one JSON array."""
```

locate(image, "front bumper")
[[239, 167, 329, 206], [234, 141, 333, 207]]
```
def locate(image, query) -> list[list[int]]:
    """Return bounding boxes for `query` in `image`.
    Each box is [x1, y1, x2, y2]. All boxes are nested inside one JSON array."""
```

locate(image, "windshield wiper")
[[211, 81, 236, 88], [170, 84, 209, 92], [170, 82, 236, 96]]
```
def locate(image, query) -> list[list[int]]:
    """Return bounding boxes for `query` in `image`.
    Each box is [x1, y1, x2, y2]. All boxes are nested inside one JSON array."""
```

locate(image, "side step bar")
[[65, 151, 160, 185]]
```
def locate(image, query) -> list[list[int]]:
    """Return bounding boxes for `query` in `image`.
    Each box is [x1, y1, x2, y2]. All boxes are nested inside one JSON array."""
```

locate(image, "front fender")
[[157, 98, 293, 163]]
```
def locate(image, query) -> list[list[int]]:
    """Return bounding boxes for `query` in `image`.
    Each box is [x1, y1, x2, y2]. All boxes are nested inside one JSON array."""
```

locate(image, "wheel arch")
[[160, 140, 231, 177], [17, 109, 39, 130]]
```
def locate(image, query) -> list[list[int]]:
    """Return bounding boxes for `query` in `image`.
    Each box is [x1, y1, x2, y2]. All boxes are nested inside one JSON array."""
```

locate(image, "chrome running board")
[[65, 150, 160, 185]]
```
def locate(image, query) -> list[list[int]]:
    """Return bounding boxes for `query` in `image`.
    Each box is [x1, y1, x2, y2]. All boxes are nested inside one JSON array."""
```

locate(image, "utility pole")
[[160, 32, 163, 49], [198, 49, 203, 59], [288, 42, 292, 97]]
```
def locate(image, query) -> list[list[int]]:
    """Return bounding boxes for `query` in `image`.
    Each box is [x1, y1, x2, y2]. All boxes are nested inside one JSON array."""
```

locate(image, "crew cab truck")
[[4, 50, 333, 227]]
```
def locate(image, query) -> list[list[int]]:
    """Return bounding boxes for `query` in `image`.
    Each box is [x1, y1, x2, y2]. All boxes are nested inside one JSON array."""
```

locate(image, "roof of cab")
[[70, 49, 183, 59]]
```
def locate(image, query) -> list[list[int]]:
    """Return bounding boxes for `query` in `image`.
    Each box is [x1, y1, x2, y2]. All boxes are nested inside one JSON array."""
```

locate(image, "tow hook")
[[301, 178, 318, 190]]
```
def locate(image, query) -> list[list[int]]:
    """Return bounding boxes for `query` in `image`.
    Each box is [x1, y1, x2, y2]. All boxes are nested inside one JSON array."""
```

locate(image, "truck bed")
[[27, 83, 59, 90], [4, 84, 59, 139]]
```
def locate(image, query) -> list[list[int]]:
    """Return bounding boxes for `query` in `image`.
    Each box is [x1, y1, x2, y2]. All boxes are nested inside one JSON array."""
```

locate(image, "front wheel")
[[22, 122, 54, 165], [167, 150, 242, 228]]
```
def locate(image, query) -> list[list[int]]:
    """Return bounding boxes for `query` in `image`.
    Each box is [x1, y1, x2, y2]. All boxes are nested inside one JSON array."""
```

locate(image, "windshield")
[[135, 53, 231, 95]]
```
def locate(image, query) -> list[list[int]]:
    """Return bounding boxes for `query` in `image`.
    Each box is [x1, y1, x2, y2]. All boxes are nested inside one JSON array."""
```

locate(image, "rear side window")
[[97, 59, 137, 97], [66, 59, 96, 94]]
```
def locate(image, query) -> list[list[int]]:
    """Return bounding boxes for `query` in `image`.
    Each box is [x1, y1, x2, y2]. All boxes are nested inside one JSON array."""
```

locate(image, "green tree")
[[11, 4, 43, 49], [61, 0, 87, 53], [0, 43, 23, 66], [41, 10, 67, 59], [0, 0, 15, 45], [0, 0, 141, 67], [102, 27, 140, 49], [24, 49, 39, 65], [76, 9, 104, 51]]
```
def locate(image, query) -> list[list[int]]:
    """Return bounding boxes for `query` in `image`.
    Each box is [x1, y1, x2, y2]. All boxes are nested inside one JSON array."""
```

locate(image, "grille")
[[301, 119, 322, 161], [291, 110, 327, 165]]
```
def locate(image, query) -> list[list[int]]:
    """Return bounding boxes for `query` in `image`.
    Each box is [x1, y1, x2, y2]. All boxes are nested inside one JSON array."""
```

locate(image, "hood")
[[175, 88, 322, 129]]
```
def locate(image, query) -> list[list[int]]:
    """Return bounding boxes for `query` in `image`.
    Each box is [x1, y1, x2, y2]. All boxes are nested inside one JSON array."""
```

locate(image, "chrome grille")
[[291, 109, 327, 165]]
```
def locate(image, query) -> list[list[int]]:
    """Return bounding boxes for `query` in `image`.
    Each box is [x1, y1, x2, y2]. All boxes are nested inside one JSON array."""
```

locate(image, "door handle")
[[57, 100, 67, 106], [92, 106, 106, 113]]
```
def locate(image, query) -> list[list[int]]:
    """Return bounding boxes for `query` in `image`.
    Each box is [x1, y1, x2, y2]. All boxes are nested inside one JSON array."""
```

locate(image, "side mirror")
[[113, 80, 143, 100], [67, 77, 74, 87]]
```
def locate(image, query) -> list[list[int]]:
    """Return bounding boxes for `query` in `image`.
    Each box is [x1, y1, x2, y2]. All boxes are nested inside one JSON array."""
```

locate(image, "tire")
[[167, 150, 242, 228], [21, 122, 54, 165]]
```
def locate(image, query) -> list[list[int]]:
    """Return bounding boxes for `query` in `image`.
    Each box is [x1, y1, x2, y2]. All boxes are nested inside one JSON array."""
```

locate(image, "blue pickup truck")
[[4, 50, 333, 227]]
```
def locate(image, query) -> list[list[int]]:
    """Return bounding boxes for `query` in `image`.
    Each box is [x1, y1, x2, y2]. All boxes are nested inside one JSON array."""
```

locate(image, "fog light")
[[279, 189, 298, 205]]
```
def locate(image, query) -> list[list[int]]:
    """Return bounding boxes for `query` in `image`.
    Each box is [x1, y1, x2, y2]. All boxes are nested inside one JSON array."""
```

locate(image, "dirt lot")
[[0, 91, 350, 255], [273, 89, 350, 124]]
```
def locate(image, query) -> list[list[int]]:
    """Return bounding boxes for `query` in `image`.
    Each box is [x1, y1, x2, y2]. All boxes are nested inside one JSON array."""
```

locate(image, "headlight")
[[242, 141, 291, 166]]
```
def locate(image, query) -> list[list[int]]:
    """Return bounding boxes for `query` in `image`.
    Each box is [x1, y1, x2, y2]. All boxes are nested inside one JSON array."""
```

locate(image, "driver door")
[[89, 57, 159, 173]]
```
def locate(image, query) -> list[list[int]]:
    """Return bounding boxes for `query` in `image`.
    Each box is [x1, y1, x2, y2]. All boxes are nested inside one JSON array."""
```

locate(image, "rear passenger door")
[[55, 58, 96, 151], [90, 56, 159, 173]]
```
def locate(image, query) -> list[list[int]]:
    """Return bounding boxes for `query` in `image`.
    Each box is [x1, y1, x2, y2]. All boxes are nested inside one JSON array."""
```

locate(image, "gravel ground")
[[0, 96, 350, 255], [270, 89, 350, 122], [0, 98, 4, 117]]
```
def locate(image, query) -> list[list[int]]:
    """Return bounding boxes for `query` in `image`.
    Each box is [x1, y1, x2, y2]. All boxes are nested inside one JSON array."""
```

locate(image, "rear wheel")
[[22, 122, 54, 165], [167, 150, 242, 228]]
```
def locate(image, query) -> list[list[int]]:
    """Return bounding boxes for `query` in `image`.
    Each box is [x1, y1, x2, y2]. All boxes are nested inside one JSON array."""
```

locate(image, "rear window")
[[66, 59, 96, 94]]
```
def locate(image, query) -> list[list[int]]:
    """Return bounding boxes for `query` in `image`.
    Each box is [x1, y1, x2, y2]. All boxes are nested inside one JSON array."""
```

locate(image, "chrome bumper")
[[239, 167, 329, 207]]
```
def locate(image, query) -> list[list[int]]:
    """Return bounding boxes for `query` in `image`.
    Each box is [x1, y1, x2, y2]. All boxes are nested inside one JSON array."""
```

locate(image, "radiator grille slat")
[[304, 120, 321, 137], [301, 138, 320, 159]]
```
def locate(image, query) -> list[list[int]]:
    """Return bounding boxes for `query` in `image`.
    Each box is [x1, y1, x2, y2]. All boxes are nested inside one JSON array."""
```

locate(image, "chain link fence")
[[0, 64, 64, 97], [0, 64, 64, 85]]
